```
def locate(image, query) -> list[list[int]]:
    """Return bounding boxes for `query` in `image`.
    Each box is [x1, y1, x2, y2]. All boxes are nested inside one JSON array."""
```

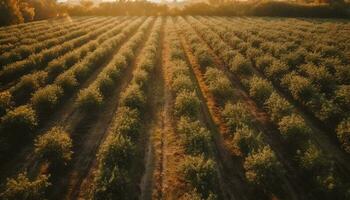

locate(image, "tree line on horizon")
[[0, 0, 349, 26]]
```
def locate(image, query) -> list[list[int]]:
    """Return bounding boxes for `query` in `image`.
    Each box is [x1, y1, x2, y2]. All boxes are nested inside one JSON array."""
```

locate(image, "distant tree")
[[0, 0, 24, 26]]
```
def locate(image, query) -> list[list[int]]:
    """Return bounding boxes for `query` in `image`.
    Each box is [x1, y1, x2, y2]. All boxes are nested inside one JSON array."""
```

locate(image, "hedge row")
[[0, 17, 103, 66], [168, 18, 219, 199], [92, 17, 162, 200], [9, 18, 133, 105], [0, 18, 118, 84], [189, 16, 349, 198]]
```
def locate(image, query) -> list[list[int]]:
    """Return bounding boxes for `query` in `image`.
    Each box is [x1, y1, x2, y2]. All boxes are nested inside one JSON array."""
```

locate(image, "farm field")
[[0, 16, 349, 200]]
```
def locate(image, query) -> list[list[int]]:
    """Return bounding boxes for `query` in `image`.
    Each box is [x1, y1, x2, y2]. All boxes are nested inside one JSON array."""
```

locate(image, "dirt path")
[[0, 17, 146, 187], [176, 18, 253, 200], [184, 16, 313, 200]]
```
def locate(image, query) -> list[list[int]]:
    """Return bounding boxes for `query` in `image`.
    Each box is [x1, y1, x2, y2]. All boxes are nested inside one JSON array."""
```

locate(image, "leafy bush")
[[336, 118, 350, 154], [0, 91, 12, 117], [11, 71, 48, 102], [97, 134, 135, 171], [297, 143, 327, 172], [335, 85, 350, 110], [278, 114, 310, 150], [299, 64, 333, 92], [196, 50, 213, 69], [171, 76, 194, 94], [264, 60, 289, 82], [181, 155, 218, 199], [256, 55, 274, 71], [76, 87, 103, 111], [177, 117, 211, 156], [93, 166, 131, 200], [204, 67, 233, 100], [120, 84, 146, 111], [229, 53, 252, 76], [55, 72, 78, 93], [174, 90, 200, 118], [96, 74, 115, 97], [222, 102, 252, 133], [34, 126, 72, 167], [31, 85, 63, 115], [280, 49, 305, 69], [264, 92, 293, 122], [249, 76, 273, 105], [0, 172, 50, 200], [1, 105, 37, 142], [244, 146, 285, 193], [334, 65, 350, 85], [232, 125, 262, 156], [113, 107, 140, 140], [132, 69, 149, 89], [282, 73, 318, 103]]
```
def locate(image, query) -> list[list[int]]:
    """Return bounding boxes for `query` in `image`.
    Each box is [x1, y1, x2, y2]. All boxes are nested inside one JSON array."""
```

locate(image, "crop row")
[[8, 17, 133, 106], [185, 16, 350, 199], [0, 17, 103, 62], [92, 17, 161, 200], [211, 17, 349, 142], [0, 17, 96, 54], [0, 17, 120, 85], [0, 17, 145, 160]]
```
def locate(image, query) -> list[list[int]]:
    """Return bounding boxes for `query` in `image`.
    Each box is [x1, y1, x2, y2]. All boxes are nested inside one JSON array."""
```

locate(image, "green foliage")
[[171, 76, 194, 94], [222, 102, 252, 133], [264, 92, 293, 123], [336, 118, 350, 153], [34, 126, 72, 167], [256, 55, 274, 71], [120, 84, 146, 111], [55, 71, 78, 93], [181, 155, 218, 199], [1, 105, 37, 141], [249, 76, 273, 105], [335, 85, 350, 110], [30, 85, 63, 115], [204, 67, 233, 100], [0, 172, 50, 200], [278, 114, 310, 150], [229, 53, 252, 76], [232, 125, 262, 156], [177, 117, 212, 156], [174, 90, 200, 118], [0, 91, 12, 117], [282, 73, 318, 103], [244, 146, 285, 192], [299, 63, 333, 92], [12, 71, 48, 102], [264, 60, 289, 82], [113, 106, 140, 140], [76, 87, 103, 111]]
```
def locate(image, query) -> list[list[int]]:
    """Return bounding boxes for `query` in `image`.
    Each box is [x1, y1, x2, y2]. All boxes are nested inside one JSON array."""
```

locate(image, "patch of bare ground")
[[184, 16, 311, 200], [176, 18, 252, 200]]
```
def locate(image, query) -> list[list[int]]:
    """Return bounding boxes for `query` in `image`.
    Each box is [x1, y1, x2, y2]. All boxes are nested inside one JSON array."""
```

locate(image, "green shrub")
[[222, 102, 252, 133], [11, 71, 48, 102], [244, 146, 285, 193], [171, 76, 194, 94], [336, 119, 350, 154], [93, 166, 131, 200], [335, 85, 350, 110], [1, 105, 37, 141], [204, 68, 233, 100], [197, 50, 213, 69], [76, 87, 103, 111], [281, 49, 305, 68], [97, 134, 135, 170], [232, 125, 262, 156], [34, 126, 72, 167], [299, 64, 333, 92], [264, 92, 293, 122], [55, 72, 78, 93], [282, 73, 318, 103], [174, 90, 200, 118], [334, 65, 350, 85], [278, 114, 310, 150], [0, 172, 50, 200], [120, 84, 145, 111], [229, 53, 252, 76], [297, 143, 327, 172], [31, 85, 64, 115], [96, 74, 115, 97], [113, 107, 140, 140], [171, 60, 190, 79], [256, 55, 274, 71], [132, 69, 149, 89], [181, 155, 218, 199], [0, 91, 12, 117], [177, 117, 211, 156], [264, 60, 289, 82], [249, 76, 273, 105]]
